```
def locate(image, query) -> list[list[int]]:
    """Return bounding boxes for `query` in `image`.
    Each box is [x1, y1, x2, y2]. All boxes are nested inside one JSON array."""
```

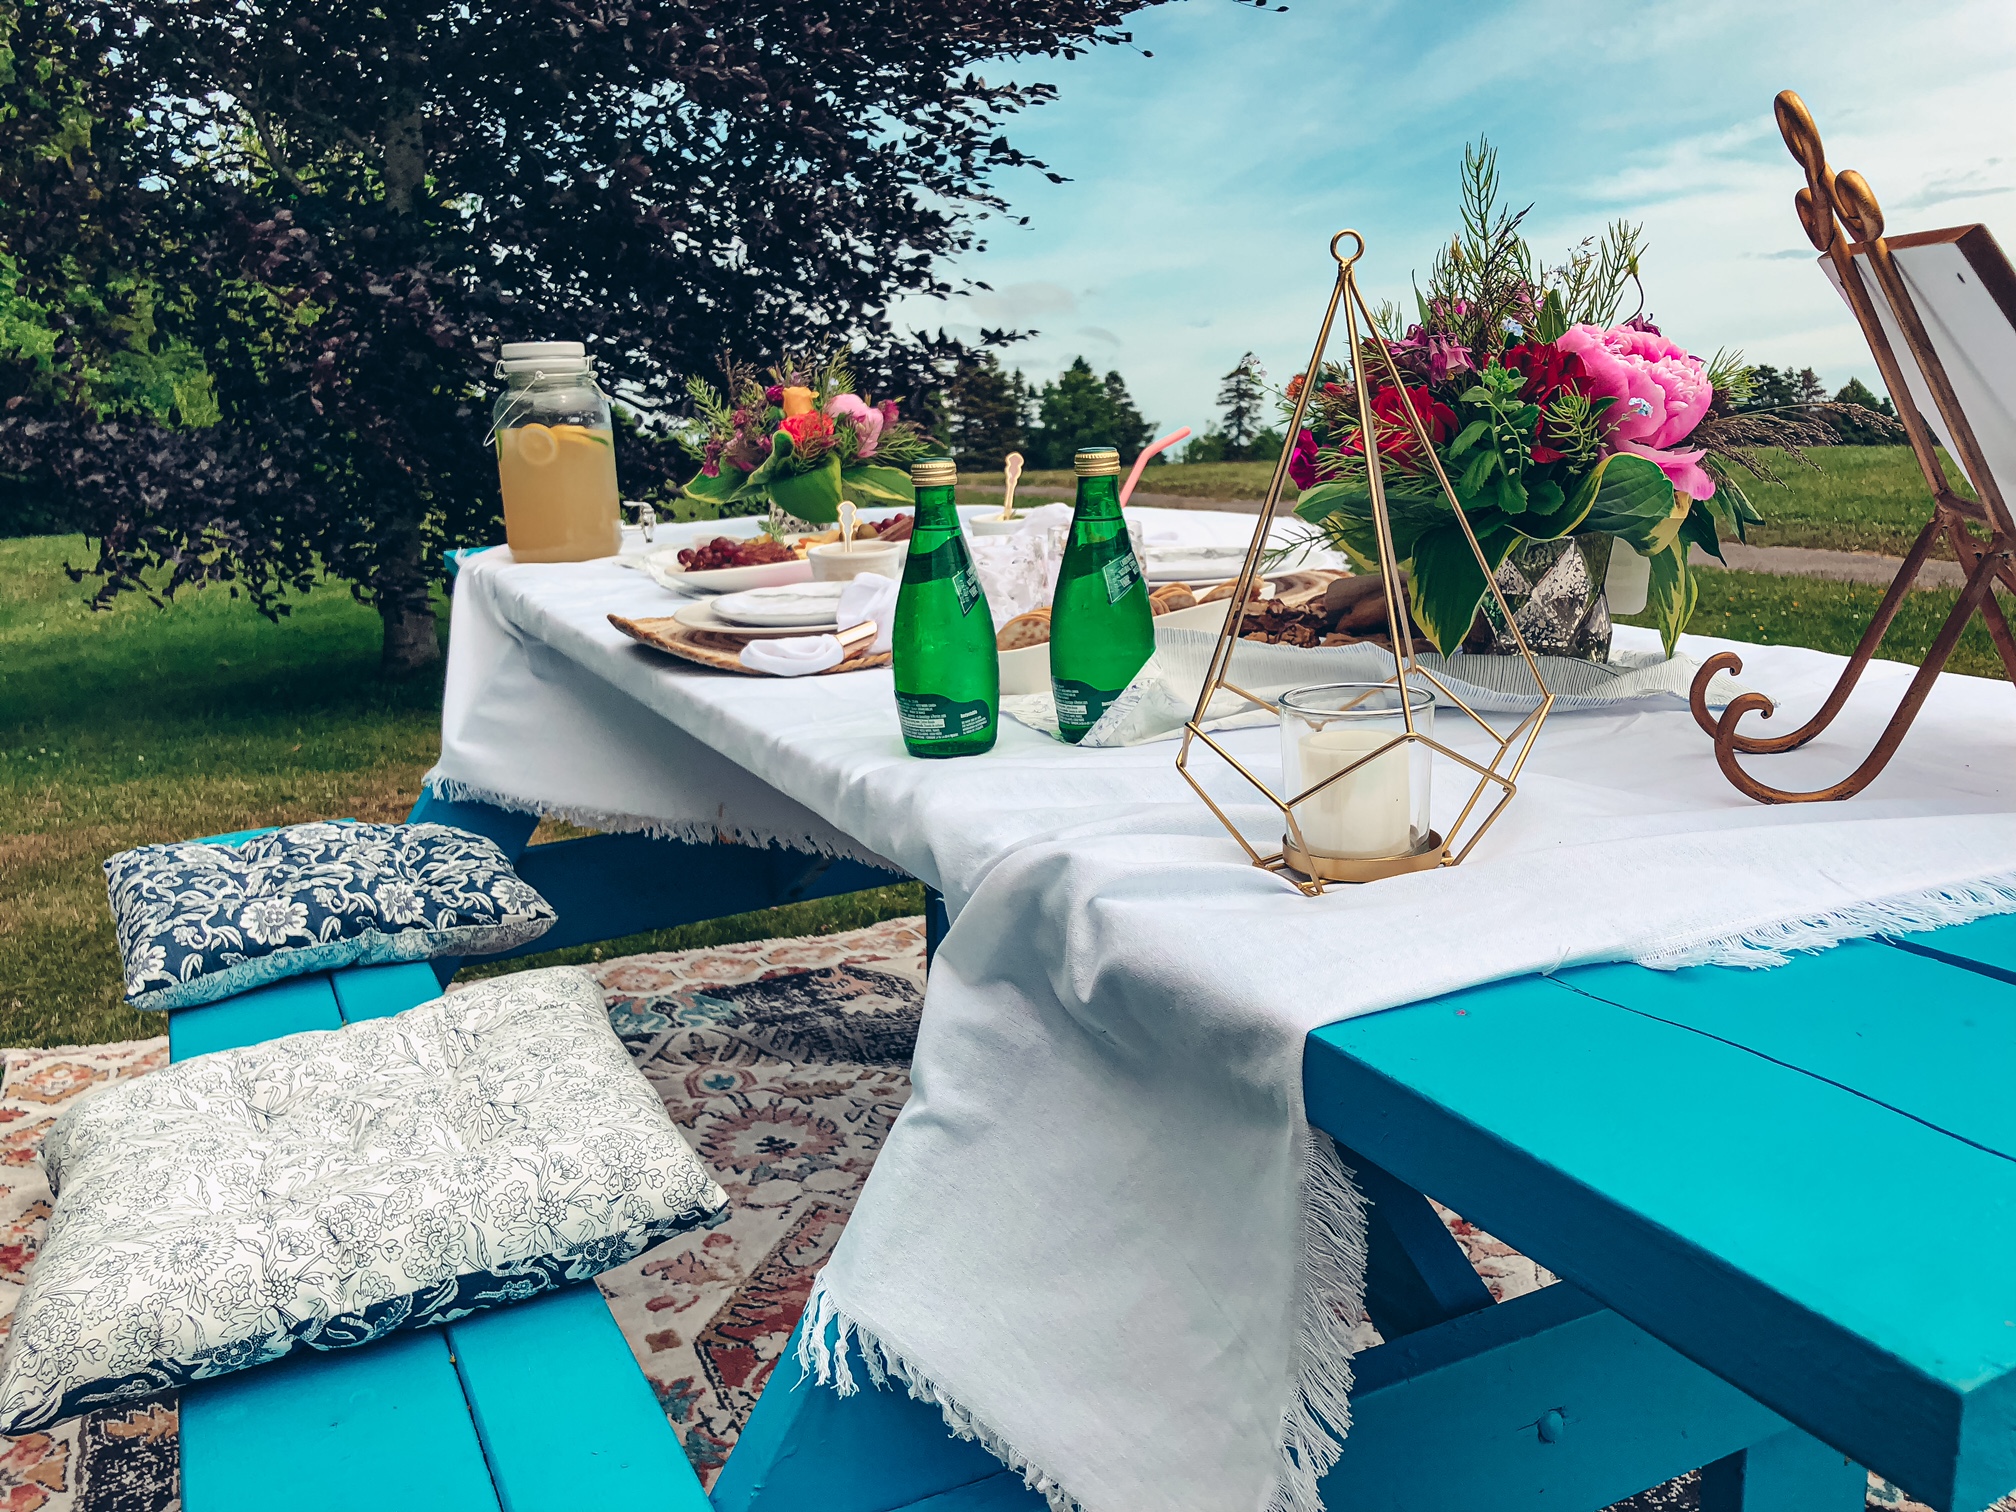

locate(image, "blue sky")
[[888, 0, 2016, 440]]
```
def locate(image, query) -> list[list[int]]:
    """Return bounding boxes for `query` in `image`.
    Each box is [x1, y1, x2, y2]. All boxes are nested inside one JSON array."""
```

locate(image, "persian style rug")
[[0, 1039, 181, 1512], [0, 918, 1974, 1510]]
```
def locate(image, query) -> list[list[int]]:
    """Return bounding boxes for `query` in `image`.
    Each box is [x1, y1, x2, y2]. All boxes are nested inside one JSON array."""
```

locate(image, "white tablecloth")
[[431, 516, 2016, 1512]]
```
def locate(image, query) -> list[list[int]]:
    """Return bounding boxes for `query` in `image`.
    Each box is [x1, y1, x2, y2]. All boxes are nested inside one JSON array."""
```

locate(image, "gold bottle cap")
[[911, 456, 957, 488], [1074, 447, 1121, 477]]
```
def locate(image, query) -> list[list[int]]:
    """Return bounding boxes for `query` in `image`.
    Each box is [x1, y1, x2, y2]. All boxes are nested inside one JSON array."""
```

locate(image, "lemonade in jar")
[[491, 341, 622, 562]]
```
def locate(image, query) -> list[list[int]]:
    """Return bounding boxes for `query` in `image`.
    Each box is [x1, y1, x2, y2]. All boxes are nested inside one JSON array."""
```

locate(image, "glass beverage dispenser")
[[491, 341, 622, 562]]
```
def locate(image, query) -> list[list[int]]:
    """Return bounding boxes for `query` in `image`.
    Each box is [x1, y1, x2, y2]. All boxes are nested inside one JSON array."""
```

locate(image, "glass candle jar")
[[1278, 683, 1435, 861], [491, 341, 622, 563]]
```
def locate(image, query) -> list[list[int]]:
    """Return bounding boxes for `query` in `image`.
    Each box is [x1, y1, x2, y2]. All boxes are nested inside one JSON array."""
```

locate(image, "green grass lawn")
[[0, 536, 919, 1048], [1618, 569, 2008, 680], [964, 446, 1971, 557]]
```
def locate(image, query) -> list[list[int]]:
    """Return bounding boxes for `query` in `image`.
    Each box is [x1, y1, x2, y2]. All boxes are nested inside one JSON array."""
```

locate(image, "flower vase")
[[766, 501, 825, 539], [1468, 533, 1615, 662]]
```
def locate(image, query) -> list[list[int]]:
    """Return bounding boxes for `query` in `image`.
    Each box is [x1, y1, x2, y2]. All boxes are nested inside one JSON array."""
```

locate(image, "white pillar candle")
[[1294, 726, 1413, 859]]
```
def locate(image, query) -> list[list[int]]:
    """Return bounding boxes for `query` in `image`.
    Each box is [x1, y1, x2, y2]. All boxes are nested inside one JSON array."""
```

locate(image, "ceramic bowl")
[[808, 539, 907, 582]]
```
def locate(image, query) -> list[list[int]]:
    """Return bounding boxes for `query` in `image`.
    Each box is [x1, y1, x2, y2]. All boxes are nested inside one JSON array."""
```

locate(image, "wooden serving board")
[[608, 614, 890, 676]]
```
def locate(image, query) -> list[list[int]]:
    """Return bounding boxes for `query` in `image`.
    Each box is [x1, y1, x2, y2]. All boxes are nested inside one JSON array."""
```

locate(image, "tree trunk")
[[380, 595, 441, 673]]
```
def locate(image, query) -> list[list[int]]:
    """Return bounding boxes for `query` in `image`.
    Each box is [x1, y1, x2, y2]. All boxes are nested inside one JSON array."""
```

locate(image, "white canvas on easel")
[[1821, 226, 2016, 504]]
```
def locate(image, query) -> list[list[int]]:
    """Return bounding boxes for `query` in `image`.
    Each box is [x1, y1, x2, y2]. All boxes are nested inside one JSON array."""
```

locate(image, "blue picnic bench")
[[157, 793, 2015, 1512]]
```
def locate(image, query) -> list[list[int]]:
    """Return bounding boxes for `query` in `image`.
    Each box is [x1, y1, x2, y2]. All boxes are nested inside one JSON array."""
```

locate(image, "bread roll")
[[996, 608, 1052, 650]]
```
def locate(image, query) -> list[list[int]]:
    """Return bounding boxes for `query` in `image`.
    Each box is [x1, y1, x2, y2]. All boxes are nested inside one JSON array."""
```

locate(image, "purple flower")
[[1619, 314, 1663, 336], [763, 385, 784, 405], [1387, 325, 1475, 385], [877, 399, 900, 429]]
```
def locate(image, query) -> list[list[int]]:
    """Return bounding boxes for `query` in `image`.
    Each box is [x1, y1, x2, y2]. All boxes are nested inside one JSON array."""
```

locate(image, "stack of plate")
[[671, 581, 846, 638]]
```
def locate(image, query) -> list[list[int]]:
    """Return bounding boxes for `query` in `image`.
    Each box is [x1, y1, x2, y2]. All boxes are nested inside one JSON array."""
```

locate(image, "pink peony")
[[824, 392, 883, 458], [1556, 323, 1717, 500]]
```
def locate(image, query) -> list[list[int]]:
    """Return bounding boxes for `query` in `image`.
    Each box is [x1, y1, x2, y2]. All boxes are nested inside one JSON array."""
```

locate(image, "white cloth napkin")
[[737, 573, 898, 676]]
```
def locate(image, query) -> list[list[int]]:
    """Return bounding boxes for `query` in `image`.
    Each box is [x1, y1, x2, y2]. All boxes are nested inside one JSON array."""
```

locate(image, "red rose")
[[1502, 343, 1589, 407], [1502, 343, 1590, 466], [1345, 385, 1456, 467], [779, 411, 835, 448]]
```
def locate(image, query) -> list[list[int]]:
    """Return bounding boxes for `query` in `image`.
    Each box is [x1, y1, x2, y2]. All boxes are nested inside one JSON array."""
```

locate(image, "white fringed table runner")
[[432, 519, 2016, 1512]]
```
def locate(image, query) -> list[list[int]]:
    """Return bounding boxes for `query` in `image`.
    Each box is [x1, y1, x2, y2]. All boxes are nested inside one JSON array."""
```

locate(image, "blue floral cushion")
[[0, 968, 728, 1431], [105, 822, 556, 1012]]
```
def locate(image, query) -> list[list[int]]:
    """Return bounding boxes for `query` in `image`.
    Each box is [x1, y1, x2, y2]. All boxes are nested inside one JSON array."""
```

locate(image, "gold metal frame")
[[1687, 90, 2016, 802], [1174, 230, 1555, 895]]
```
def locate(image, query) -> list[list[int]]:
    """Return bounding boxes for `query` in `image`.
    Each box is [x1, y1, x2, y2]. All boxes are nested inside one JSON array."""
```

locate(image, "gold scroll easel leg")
[[1697, 547, 2004, 803]]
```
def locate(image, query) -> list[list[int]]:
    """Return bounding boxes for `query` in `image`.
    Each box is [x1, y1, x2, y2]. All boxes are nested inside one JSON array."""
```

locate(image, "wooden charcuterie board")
[[608, 614, 890, 676]]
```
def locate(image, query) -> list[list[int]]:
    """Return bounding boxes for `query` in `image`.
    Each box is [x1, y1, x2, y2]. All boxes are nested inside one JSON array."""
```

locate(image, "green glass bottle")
[[892, 457, 999, 758], [1049, 446, 1154, 743]]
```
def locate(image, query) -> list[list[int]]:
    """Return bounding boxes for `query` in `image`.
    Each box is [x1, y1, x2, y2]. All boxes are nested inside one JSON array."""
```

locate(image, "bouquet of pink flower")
[[1290, 143, 1778, 657], [680, 354, 936, 525]]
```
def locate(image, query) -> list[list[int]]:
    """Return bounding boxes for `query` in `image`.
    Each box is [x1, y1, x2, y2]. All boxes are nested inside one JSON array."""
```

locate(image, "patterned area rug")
[[0, 918, 1979, 1510], [586, 917, 926, 1483], [0, 1041, 180, 1512]]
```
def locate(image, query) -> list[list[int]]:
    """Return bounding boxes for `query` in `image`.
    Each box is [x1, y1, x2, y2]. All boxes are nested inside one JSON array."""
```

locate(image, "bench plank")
[[448, 1283, 709, 1510], [1561, 943, 2016, 1158], [1887, 913, 2016, 986], [180, 1327, 499, 1512], [1306, 966, 2016, 1511], [168, 975, 344, 1061]]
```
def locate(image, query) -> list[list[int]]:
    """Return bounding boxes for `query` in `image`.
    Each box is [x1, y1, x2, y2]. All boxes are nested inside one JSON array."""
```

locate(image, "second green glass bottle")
[[1049, 445, 1154, 743], [892, 456, 998, 757]]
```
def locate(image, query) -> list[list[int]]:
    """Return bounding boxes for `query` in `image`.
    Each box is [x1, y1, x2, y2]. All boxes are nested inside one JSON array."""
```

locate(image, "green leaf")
[[1576, 453, 1683, 553], [839, 463, 916, 505], [766, 454, 844, 523], [1677, 497, 1724, 563], [1643, 541, 1698, 657], [1449, 419, 1491, 453], [1407, 519, 1520, 655], [1294, 479, 1479, 574], [1536, 288, 1568, 343], [681, 466, 746, 508]]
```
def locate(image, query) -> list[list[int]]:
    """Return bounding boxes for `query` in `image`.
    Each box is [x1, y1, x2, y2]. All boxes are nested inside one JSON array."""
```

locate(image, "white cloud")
[[887, 0, 2016, 434]]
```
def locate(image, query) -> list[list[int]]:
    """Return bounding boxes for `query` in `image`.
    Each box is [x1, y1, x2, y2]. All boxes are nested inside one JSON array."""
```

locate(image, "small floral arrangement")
[[680, 354, 937, 525], [1287, 142, 1814, 656]]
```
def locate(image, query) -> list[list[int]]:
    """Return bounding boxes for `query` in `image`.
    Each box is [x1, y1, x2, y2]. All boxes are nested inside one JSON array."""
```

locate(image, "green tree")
[[939, 351, 1028, 471], [1741, 365, 1797, 411], [0, 0, 1171, 667], [1215, 352, 1266, 457], [1830, 376, 1904, 444], [1026, 357, 1154, 469]]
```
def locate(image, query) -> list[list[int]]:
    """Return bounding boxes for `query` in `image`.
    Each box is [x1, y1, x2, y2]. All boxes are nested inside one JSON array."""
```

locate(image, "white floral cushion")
[[105, 821, 556, 1011], [0, 968, 727, 1432]]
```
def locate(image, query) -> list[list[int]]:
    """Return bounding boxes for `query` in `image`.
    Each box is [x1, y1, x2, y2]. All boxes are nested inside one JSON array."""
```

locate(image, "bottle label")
[[898, 693, 992, 743], [1052, 678, 1122, 731], [1100, 550, 1141, 605], [953, 562, 982, 618]]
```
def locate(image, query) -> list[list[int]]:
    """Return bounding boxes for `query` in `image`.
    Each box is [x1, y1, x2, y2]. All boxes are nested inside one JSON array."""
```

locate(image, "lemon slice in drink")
[[512, 423, 559, 466]]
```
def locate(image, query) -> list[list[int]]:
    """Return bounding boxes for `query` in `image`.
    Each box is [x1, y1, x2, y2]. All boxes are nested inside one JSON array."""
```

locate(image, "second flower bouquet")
[[680, 354, 936, 526]]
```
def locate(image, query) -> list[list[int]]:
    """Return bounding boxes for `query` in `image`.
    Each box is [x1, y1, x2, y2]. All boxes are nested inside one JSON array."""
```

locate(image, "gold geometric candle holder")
[[1174, 230, 1555, 895]]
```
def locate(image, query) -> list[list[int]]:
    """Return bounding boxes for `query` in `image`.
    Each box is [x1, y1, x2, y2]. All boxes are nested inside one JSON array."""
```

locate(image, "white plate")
[[713, 580, 851, 627], [671, 599, 840, 638], [1139, 545, 1252, 583], [637, 545, 813, 594]]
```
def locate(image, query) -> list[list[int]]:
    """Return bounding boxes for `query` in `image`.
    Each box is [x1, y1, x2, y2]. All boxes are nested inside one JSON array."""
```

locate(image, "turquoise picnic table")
[[147, 546, 2016, 1511], [158, 793, 2016, 1512]]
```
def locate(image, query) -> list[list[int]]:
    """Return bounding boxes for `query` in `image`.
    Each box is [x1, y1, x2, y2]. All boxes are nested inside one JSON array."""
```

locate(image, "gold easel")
[[1174, 231, 1552, 895], [1688, 90, 2016, 802]]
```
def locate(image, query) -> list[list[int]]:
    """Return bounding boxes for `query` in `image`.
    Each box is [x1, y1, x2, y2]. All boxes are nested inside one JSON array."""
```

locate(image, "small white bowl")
[[808, 539, 907, 582], [967, 515, 1025, 537]]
